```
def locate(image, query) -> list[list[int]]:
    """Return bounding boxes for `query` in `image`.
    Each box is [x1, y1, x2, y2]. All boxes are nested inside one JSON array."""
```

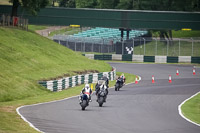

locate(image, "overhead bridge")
[[0, 5, 200, 30]]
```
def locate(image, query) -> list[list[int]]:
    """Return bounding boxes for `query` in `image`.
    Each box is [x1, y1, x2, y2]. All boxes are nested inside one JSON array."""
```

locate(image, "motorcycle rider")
[[80, 84, 92, 103], [101, 73, 109, 88], [95, 80, 108, 102], [119, 73, 126, 85]]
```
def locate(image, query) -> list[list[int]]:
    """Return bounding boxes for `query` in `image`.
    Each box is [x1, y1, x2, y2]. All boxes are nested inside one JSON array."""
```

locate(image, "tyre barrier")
[[38, 68, 116, 92], [83, 54, 200, 64]]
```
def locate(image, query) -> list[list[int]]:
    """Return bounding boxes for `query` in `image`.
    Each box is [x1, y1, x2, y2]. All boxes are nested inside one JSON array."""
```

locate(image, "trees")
[[75, 0, 97, 8], [10, 0, 49, 17], [132, 0, 200, 11], [97, 0, 119, 9], [116, 0, 133, 9], [59, 0, 76, 8]]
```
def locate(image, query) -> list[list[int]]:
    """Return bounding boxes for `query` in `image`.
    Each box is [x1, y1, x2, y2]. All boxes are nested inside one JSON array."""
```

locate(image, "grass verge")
[[172, 30, 200, 38], [152, 30, 200, 38], [181, 92, 200, 124], [49, 27, 81, 36], [28, 25, 48, 32]]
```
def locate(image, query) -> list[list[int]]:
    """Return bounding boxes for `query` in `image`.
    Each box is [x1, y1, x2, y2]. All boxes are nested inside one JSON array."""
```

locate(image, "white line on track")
[[16, 76, 141, 133], [178, 91, 200, 127]]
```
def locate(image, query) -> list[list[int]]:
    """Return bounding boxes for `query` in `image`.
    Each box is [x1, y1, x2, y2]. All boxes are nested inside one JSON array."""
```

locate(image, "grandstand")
[[72, 27, 147, 44]]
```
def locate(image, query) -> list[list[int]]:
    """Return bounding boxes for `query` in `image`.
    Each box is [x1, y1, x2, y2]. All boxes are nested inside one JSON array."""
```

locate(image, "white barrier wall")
[[112, 54, 122, 61], [155, 56, 167, 63], [85, 54, 94, 59], [132, 55, 144, 62], [93, 73, 98, 83], [47, 81, 53, 91], [178, 56, 191, 63]]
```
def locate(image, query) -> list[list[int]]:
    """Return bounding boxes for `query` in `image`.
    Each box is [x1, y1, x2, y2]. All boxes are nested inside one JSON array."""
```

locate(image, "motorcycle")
[[79, 94, 89, 110], [97, 89, 107, 107], [115, 78, 123, 91]]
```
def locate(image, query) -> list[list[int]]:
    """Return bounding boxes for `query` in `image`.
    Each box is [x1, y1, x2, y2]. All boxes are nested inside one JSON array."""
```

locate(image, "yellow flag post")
[[91, 84, 93, 90]]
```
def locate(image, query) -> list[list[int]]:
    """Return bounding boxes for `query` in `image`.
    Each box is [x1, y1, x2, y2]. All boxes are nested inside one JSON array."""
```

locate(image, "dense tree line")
[[11, 0, 200, 17], [56, 0, 200, 11]]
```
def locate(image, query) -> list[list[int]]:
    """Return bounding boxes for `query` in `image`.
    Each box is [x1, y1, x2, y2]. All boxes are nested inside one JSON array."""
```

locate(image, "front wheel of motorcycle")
[[115, 86, 118, 91], [118, 86, 120, 91], [81, 100, 87, 110], [98, 97, 104, 107]]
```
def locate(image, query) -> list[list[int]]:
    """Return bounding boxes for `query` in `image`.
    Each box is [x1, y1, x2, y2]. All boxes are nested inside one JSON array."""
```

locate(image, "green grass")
[[181, 93, 200, 124], [172, 30, 200, 38], [152, 30, 200, 38], [49, 27, 81, 37], [28, 25, 48, 32], [0, 27, 112, 102]]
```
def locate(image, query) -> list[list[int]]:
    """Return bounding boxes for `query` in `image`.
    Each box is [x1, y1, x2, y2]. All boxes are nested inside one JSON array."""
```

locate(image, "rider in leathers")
[[119, 73, 126, 85], [101, 73, 109, 88], [80, 84, 92, 103], [95, 81, 108, 102]]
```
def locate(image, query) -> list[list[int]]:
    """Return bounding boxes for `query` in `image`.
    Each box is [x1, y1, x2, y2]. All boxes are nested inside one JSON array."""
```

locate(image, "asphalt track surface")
[[19, 63, 200, 133]]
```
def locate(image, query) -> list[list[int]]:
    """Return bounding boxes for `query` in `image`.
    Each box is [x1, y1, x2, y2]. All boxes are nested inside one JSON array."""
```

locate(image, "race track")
[[19, 63, 200, 133]]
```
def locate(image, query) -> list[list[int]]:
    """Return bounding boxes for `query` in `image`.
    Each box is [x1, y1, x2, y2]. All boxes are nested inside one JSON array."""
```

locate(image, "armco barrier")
[[94, 54, 112, 60], [144, 56, 155, 62], [167, 57, 178, 63], [38, 68, 116, 92], [94, 55, 103, 60], [103, 55, 112, 60], [191, 57, 200, 64], [83, 54, 199, 64], [122, 54, 132, 61]]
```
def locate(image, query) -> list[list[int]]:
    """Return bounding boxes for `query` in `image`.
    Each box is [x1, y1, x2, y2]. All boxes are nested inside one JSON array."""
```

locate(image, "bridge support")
[[119, 28, 131, 41]]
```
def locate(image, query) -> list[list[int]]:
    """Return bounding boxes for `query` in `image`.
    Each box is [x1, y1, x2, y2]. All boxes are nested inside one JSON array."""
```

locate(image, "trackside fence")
[[0, 14, 28, 30], [53, 36, 200, 57]]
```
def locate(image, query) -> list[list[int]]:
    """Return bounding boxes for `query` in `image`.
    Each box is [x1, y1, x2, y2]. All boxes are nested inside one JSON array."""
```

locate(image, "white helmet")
[[85, 84, 89, 88], [103, 73, 107, 77]]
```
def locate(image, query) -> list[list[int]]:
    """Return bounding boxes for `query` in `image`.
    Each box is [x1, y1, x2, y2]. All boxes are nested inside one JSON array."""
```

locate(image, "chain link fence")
[[53, 35, 200, 56], [0, 14, 28, 30], [131, 37, 200, 56], [53, 35, 117, 53]]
